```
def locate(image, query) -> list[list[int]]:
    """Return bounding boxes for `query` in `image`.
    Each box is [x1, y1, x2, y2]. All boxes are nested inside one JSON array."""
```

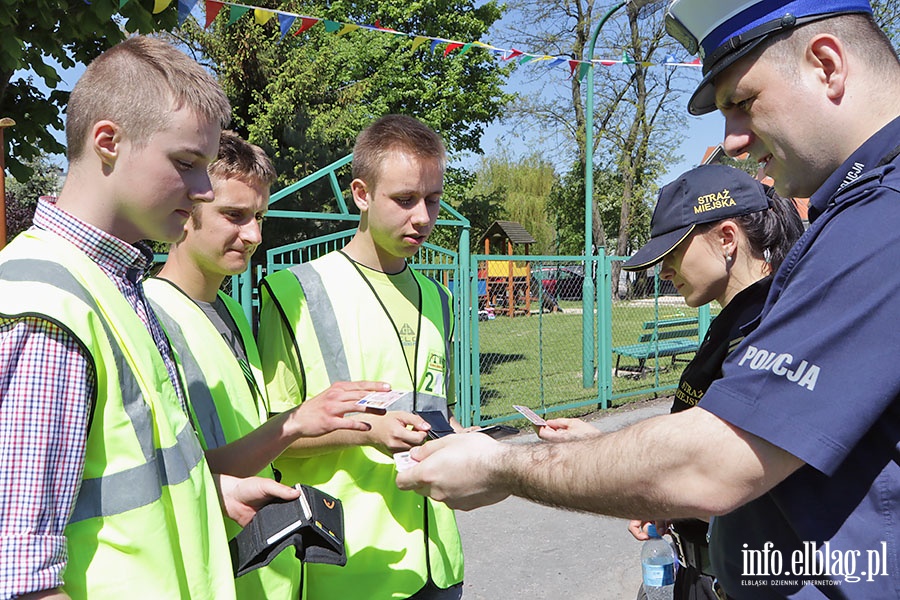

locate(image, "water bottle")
[[641, 523, 675, 600]]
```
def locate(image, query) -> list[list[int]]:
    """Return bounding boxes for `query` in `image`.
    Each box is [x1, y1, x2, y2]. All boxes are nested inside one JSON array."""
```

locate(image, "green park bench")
[[612, 317, 701, 376]]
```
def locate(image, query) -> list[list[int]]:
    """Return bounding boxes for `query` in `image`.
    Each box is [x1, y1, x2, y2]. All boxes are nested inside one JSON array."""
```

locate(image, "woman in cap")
[[537, 163, 804, 600]]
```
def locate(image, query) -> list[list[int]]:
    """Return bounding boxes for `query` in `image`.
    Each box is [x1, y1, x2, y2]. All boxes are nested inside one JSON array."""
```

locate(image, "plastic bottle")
[[641, 523, 675, 600]]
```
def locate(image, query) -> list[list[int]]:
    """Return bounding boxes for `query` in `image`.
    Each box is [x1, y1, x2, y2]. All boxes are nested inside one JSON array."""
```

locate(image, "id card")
[[512, 404, 547, 426], [355, 390, 410, 414]]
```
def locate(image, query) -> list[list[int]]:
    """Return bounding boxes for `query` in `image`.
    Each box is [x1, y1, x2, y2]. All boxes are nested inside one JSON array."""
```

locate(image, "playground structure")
[[477, 220, 560, 317]]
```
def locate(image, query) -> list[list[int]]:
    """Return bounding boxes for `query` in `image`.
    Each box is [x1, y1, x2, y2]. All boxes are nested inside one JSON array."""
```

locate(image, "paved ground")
[[454, 397, 671, 599]]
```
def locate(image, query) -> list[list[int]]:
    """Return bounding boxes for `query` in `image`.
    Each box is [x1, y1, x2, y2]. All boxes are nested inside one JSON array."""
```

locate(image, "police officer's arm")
[[397, 406, 804, 517]]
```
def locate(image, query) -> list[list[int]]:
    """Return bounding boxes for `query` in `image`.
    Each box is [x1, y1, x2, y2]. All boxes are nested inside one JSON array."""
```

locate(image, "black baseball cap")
[[623, 164, 771, 271], [665, 0, 873, 115]]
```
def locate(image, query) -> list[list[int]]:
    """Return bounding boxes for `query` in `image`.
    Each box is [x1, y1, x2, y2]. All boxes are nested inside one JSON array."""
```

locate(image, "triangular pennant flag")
[[518, 54, 536, 65], [503, 48, 523, 61], [278, 14, 295, 38], [254, 8, 275, 25], [337, 24, 359, 36], [490, 49, 505, 57], [547, 57, 565, 67], [443, 42, 464, 56], [293, 16, 319, 35], [576, 62, 591, 81], [411, 36, 429, 51], [153, 0, 172, 14], [457, 42, 474, 57], [177, 0, 198, 25], [323, 20, 341, 33], [229, 5, 250, 24], [599, 59, 617, 66], [690, 57, 701, 65], [205, 0, 223, 27], [430, 40, 442, 53], [374, 20, 397, 32], [664, 54, 677, 64], [622, 51, 635, 64], [568, 59, 579, 78]]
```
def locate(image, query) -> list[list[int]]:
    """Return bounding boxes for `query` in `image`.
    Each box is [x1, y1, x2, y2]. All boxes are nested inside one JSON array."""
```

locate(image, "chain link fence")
[[470, 255, 708, 426]]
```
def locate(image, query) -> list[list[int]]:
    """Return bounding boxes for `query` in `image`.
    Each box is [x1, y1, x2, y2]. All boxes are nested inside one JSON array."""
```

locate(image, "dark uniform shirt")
[[672, 277, 772, 414]]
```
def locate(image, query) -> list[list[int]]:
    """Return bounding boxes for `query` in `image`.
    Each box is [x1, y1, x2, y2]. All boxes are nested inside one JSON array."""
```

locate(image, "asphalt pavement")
[[454, 397, 672, 599]]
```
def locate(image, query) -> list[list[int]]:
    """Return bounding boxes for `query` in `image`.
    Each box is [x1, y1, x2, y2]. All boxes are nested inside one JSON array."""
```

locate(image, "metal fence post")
[[596, 254, 613, 410]]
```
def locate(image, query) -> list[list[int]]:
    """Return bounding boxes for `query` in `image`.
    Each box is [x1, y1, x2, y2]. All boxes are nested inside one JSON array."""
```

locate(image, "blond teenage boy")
[[259, 115, 464, 600], [0, 37, 296, 600], [146, 131, 389, 599]]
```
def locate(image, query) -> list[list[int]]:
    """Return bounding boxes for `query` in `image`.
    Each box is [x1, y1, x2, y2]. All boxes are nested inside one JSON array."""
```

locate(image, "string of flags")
[[117, 0, 702, 80]]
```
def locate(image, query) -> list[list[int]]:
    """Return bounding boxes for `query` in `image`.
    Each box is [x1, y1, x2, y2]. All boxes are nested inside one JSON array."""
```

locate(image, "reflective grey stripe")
[[289, 263, 351, 384], [0, 258, 204, 522], [69, 422, 203, 523], [432, 278, 452, 396], [0, 259, 155, 462], [149, 298, 228, 450]]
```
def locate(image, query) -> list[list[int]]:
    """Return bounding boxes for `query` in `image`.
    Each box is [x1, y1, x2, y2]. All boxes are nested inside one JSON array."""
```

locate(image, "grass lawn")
[[471, 299, 701, 425]]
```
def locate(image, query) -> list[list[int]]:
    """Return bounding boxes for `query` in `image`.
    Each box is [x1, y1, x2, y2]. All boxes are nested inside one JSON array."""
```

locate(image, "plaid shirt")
[[0, 199, 187, 598]]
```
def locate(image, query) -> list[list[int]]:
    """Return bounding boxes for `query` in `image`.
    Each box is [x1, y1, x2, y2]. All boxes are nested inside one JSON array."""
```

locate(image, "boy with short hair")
[[146, 131, 389, 599], [258, 114, 465, 600], [0, 37, 292, 599]]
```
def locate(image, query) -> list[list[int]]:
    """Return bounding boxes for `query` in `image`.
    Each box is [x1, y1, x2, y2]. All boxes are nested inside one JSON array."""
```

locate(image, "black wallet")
[[229, 484, 346, 577], [414, 410, 456, 440]]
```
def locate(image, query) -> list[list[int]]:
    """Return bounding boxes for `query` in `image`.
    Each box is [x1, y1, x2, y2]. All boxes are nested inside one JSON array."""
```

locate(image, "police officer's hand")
[[214, 473, 302, 527], [628, 519, 671, 541], [537, 417, 601, 442], [361, 411, 430, 454], [289, 381, 391, 438]]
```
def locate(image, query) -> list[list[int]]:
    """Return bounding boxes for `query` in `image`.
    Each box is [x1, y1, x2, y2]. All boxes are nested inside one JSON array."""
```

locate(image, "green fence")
[[212, 152, 713, 428]]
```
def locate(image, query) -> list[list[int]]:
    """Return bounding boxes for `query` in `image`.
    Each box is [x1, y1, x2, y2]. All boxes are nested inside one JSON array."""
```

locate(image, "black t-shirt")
[[671, 276, 772, 414]]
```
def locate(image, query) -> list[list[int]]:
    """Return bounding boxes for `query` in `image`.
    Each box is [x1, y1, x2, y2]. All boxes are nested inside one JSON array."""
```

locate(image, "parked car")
[[532, 265, 585, 301]]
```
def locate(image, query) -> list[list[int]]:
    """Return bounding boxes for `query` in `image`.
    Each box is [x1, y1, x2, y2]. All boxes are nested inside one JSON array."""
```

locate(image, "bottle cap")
[[646, 523, 661, 538]]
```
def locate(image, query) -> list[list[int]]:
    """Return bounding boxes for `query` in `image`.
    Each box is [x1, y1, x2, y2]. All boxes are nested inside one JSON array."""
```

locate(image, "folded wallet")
[[229, 484, 346, 577]]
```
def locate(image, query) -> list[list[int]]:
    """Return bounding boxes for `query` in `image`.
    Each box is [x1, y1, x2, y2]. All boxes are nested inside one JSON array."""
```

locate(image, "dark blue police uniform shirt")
[[701, 116, 900, 599]]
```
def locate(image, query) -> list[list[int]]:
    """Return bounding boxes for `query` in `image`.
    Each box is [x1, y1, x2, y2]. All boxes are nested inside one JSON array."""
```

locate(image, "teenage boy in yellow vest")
[[258, 114, 465, 600], [0, 37, 299, 600], [146, 131, 390, 599]]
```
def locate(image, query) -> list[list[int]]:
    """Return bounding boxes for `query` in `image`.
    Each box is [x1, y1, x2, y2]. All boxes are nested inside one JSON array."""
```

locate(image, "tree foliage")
[[4, 152, 62, 240], [467, 152, 557, 254], [0, 0, 175, 180], [174, 0, 512, 254]]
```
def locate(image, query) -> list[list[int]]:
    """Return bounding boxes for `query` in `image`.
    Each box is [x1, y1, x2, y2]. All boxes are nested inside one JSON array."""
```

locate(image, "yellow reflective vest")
[[0, 229, 234, 599], [145, 278, 303, 600], [259, 251, 464, 599]]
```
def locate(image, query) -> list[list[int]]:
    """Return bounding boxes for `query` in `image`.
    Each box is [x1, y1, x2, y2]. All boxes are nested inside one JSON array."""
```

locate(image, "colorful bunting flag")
[[278, 13, 295, 38], [177, 0, 198, 25], [443, 42, 464, 56], [293, 17, 319, 35], [205, 0, 223, 27], [117, 0, 704, 77], [254, 8, 274, 25], [503, 49, 523, 61], [228, 4, 249, 24], [153, 0, 172, 14]]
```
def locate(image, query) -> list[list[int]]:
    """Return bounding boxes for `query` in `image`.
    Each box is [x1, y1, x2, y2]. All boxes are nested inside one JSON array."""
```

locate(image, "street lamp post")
[[0, 117, 16, 250], [582, 0, 664, 387]]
